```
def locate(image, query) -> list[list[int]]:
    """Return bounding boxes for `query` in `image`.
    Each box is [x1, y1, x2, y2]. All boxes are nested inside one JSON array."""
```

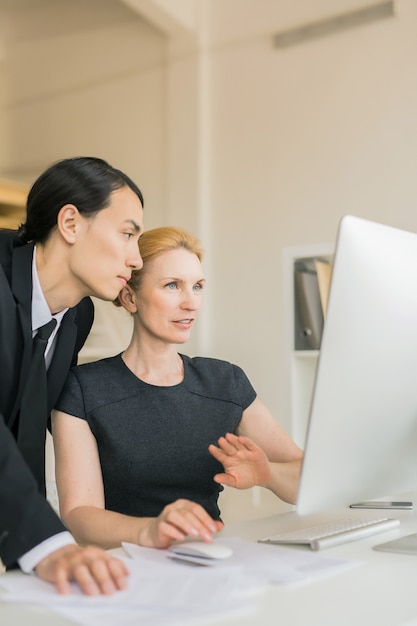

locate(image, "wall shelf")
[[283, 242, 334, 448]]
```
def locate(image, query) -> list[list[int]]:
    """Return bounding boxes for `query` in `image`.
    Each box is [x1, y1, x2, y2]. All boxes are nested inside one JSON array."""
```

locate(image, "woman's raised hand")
[[209, 432, 272, 489]]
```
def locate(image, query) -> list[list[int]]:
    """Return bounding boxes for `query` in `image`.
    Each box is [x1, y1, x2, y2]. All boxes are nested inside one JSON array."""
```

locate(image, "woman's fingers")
[[150, 500, 223, 548]]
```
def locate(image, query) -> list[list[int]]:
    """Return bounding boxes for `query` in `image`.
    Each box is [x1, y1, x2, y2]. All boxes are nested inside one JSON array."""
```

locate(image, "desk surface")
[[2, 493, 417, 626]]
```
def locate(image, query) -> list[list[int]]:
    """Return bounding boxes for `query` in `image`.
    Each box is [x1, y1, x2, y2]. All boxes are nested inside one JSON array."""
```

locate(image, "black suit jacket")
[[0, 232, 94, 568]]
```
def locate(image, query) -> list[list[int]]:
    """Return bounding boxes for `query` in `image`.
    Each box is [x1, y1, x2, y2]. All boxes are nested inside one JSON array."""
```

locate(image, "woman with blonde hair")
[[52, 227, 303, 550]]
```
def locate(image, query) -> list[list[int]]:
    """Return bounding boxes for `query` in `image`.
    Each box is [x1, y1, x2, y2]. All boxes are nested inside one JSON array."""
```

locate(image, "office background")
[[1, 0, 416, 520]]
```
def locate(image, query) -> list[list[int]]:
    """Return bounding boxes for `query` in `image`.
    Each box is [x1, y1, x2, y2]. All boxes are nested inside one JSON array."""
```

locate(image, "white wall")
[[0, 0, 168, 230], [203, 0, 417, 440]]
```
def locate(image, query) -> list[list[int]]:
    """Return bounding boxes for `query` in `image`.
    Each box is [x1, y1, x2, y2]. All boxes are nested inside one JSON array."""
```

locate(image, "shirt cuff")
[[18, 531, 76, 574]]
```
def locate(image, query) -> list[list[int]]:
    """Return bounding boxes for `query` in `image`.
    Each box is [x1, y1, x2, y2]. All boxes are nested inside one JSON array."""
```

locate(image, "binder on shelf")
[[315, 259, 332, 320], [294, 258, 332, 350]]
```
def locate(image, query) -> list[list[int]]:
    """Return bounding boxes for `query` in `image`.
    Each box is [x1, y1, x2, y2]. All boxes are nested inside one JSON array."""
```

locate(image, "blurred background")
[[1, 0, 416, 520]]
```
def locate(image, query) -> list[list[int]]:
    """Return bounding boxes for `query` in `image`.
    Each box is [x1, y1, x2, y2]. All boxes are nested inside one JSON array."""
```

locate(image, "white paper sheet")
[[0, 557, 249, 608], [123, 537, 361, 585], [0, 537, 361, 626]]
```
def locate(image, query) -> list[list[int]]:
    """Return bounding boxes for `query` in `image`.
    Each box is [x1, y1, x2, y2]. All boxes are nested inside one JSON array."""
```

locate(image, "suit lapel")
[[8, 244, 34, 429], [9, 243, 79, 415]]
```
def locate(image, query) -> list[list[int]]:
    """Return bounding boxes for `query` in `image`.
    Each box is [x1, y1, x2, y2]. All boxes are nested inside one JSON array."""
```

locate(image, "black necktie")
[[18, 319, 57, 492]]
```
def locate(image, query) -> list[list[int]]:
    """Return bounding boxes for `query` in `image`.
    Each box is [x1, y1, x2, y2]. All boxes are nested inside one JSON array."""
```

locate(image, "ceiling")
[[0, 0, 146, 46], [0, 0, 396, 47]]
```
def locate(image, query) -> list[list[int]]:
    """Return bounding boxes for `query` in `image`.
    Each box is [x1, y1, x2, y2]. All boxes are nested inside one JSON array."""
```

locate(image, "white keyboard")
[[258, 516, 400, 551]]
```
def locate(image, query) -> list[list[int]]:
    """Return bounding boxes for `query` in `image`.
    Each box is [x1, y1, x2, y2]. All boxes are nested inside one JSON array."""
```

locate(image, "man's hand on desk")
[[35, 544, 129, 596]]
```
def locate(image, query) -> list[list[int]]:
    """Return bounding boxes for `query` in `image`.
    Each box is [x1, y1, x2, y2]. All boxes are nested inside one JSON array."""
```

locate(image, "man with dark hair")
[[0, 157, 144, 594]]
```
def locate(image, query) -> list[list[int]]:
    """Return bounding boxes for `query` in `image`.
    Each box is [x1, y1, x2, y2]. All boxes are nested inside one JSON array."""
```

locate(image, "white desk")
[[2, 493, 417, 626]]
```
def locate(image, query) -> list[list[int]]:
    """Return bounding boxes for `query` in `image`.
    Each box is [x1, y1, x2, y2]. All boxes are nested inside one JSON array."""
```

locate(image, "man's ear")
[[57, 204, 80, 244], [118, 285, 138, 313]]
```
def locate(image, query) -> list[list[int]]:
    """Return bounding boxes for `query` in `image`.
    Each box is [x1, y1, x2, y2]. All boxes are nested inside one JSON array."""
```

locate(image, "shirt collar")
[[31, 245, 68, 332]]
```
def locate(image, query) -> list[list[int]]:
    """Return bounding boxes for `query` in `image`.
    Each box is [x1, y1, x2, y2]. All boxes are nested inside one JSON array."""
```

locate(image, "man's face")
[[70, 185, 144, 302]]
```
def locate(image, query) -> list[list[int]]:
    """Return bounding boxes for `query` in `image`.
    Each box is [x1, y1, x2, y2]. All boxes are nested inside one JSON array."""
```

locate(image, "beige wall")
[[205, 0, 417, 438], [2, 0, 417, 519], [0, 0, 168, 229]]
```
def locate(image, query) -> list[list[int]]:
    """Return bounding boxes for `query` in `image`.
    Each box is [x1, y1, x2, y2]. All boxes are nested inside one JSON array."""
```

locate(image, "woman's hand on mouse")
[[137, 499, 223, 549], [209, 433, 272, 489]]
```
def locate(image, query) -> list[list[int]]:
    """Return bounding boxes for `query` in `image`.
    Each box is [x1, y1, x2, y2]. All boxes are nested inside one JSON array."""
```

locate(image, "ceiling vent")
[[273, 1, 395, 49]]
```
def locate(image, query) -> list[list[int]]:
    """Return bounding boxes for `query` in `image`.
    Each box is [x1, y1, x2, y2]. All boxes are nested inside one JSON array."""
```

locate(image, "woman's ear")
[[118, 285, 138, 313], [56, 204, 80, 244]]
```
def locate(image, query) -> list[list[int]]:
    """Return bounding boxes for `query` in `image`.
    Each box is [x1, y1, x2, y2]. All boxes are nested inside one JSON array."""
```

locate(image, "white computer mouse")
[[168, 540, 233, 560]]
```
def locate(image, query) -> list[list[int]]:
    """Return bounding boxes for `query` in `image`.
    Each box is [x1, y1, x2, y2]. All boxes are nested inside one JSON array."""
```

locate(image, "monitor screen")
[[296, 215, 417, 515]]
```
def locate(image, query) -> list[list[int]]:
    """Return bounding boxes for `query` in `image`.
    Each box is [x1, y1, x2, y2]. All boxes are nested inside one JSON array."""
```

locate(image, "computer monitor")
[[296, 215, 417, 515]]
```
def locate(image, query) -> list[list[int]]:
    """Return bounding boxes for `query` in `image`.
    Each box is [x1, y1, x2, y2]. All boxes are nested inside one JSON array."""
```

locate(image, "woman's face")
[[134, 248, 205, 345]]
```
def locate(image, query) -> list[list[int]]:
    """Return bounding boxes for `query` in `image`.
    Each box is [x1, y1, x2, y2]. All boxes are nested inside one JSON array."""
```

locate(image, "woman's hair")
[[14, 156, 144, 244], [114, 226, 203, 306]]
